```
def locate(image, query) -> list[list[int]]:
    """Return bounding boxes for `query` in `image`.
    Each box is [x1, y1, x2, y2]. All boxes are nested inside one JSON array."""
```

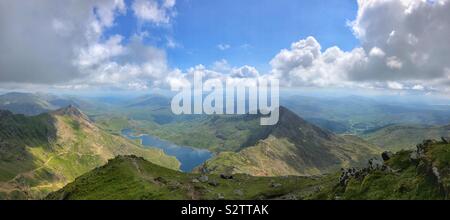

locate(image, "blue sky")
[[107, 0, 359, 72]]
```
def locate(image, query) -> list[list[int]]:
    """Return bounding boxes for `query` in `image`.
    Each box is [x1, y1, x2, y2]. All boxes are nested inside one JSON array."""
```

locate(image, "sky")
[[0, 0, 450, 96]]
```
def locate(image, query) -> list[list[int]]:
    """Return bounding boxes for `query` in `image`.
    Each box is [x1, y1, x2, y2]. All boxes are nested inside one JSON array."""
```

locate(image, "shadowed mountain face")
[[200, 106, 381, 176], [0, 106, 179, 199]]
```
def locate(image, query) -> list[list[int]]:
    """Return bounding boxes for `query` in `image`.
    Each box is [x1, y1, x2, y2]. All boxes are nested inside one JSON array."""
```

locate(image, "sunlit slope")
[[363, 124, 450, 152], [0, 106, 179, 199], [200, 107, 381, 176], [46, 155, 334, 200]]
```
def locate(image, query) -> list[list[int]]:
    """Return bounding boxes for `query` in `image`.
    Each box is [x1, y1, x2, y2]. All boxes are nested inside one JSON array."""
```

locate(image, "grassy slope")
[[202, 135, 380, 177], [0, 108, 179, 199], [315, 140, 450, 200], [46, 155, 336, 200], [47, 140, 450, 200], [363, 124, 450, 152]]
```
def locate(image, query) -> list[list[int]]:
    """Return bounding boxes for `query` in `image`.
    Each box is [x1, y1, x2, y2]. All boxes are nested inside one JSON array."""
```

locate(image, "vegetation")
[[363, 124, 450, 152], [200, 107, 381, 176], [0, 106, 179, 199], [46, 155, 336, 200], [47, 140, 450, 200]]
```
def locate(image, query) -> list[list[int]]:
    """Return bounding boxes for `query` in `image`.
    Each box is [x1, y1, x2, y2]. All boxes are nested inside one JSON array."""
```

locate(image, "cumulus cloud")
[[270, 0, 450, 92], [132, 0, 176, 25], [0, 0, 177, 90]]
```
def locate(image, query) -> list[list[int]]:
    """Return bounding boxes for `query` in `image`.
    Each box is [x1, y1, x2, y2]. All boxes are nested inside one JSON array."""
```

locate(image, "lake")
[[121, 129, 213, 172]]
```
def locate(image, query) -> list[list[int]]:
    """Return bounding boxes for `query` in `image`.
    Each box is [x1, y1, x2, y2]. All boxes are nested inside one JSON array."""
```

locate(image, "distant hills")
[[362, 124, 450, 152], [200, 107, 381, 176], [0, 106, 179, 199], [0, 92, 94, 116], [283, 95, 450, 134]]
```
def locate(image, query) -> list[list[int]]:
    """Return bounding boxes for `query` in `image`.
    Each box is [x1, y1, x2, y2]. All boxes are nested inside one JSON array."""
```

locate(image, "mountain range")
[[0, 105, 179, 199]]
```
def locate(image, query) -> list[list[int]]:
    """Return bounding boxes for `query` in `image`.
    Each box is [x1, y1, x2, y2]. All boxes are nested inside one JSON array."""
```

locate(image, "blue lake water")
[[121, 129, 213, 172]]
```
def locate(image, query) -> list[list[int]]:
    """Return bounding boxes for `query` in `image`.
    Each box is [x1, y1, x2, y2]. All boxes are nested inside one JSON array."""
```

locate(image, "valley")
[[1, 92, 450, 200]]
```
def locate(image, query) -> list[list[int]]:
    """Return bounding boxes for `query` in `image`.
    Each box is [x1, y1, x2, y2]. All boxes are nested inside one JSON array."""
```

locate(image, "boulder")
[[233, 189, 244, 196], [198, 175, 209, 183], [208, 180, 219, 187], [381, 151, 393, 161], [270, 182, 282, 188], [220, 173, 233, 180]]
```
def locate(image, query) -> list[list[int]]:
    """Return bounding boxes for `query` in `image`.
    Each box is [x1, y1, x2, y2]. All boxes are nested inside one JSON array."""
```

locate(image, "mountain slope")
[[363, 124, 450, 152], [0, 106, 179, 199], [46, 155, 334, 200], [47, 139, 450, 200], [200, 107, 381, 176], [314, 139, 450, 200]]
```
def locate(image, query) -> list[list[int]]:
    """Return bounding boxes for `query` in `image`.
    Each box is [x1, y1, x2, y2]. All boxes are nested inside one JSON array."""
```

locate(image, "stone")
[[271, 182, 282, 188], [208, 180, 219, 187], [191, 178, 200, 183], [198, 175, 209, 183], [381, 151, 393, 161], [220, 173, 233, 180], [233, 189, 244, 196], [441, 137, 450, 144]]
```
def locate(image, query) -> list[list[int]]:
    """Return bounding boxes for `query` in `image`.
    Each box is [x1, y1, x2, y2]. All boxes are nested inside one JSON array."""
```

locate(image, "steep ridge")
[[0, 106, 179, 199], [200, 106, 381, 176]]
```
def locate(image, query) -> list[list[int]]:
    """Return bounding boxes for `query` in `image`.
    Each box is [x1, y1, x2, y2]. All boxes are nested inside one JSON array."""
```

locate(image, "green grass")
[[46, 155, 336, 200]]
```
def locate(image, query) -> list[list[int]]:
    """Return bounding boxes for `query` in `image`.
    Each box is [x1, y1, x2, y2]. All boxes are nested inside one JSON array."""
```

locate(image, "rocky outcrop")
[[339, 156, 391, 187]]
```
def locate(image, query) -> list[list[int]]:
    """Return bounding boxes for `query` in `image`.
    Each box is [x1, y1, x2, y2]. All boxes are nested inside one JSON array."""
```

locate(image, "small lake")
[[121, 129, 213, 172]]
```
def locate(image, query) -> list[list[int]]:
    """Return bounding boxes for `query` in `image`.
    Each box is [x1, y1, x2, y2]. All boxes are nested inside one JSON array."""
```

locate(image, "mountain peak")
[[52, 105, 90, 121]]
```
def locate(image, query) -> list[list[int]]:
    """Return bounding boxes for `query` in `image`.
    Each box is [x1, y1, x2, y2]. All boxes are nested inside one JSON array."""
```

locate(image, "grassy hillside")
[[0, 106, 179, 199], [48, 139, 450, 200], [199, 107, 381, 176], [46, 155, 336, 200], [314, 139, 450, 200], [363, 124, 450, 152]]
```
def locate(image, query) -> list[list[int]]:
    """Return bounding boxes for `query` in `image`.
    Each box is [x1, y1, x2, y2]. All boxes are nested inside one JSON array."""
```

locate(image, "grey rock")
[[208, 180, 219, 187], [271, 182, 282, 188], [233, 189, 244, 196], [198, 175, 209, 183]]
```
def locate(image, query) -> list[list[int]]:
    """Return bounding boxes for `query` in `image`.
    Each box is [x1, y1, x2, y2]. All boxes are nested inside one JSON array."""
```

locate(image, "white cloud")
[[269, 0, 450, 92], [231, 65, 260, 78], [217, 44, 231, 51], [132, 0, 176, 25], [0, 0, 177, 91]]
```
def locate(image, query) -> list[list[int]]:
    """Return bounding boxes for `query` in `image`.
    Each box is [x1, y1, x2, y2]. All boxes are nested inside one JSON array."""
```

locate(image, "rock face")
[[339, 154, 392, 187]]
